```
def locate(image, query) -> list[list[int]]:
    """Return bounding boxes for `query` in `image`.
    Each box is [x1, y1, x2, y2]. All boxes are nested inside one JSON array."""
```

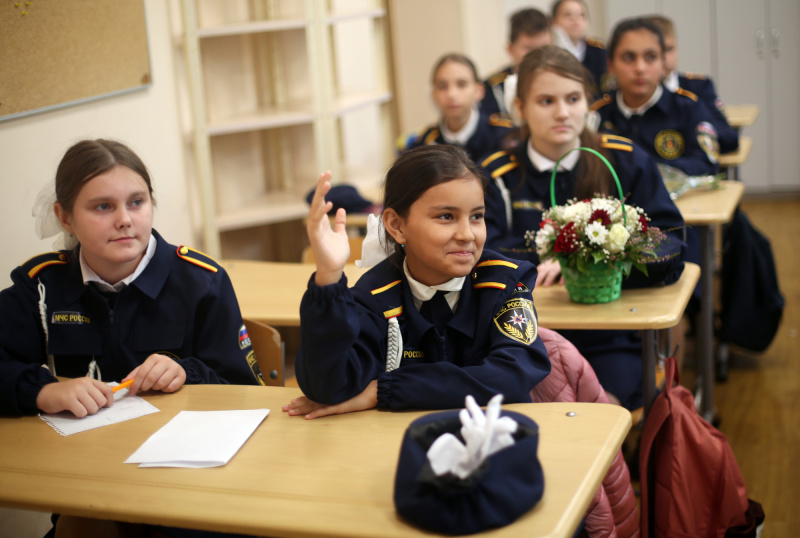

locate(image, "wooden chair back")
[[242, 318, 285, 386], [301, 236, 364, 264]]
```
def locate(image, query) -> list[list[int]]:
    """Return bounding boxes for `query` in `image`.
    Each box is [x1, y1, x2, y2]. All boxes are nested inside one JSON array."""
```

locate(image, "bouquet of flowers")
[[524, 195, 671, 303]]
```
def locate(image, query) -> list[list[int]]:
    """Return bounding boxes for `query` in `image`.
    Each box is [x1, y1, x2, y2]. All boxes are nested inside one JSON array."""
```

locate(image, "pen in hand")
[[112, 379, 134, 393]]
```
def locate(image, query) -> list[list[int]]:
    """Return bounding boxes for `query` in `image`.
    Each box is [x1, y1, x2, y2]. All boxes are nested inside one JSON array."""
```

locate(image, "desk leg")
[[643, 329, 657, 419], [698, 226, 715, 422]]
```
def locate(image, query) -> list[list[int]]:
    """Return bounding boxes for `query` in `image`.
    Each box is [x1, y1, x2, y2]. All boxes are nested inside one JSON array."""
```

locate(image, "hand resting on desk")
[[283, 379, 378, 420]]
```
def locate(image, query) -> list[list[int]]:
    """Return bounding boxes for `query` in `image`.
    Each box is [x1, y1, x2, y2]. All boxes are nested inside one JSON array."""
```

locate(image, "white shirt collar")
[[80, 234, 157, 292], [527, 139, 581, 173], [440, 106, 480, 146], [663, 71, 679, 92], [403, 259, 463, 312], [616, 84, 663, 118]]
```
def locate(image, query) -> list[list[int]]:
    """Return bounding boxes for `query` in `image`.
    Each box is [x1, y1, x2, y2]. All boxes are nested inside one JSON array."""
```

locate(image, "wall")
[[0, 0, 195, 288]]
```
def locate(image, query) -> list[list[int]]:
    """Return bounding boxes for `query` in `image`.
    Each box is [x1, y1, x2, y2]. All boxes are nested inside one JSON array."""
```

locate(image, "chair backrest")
[[301, 236, 364, 264], [242, 318, 284, 387]]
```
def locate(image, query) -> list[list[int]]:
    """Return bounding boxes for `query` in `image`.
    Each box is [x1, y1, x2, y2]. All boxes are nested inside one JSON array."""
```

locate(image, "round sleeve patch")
[[696, 121, 720, 163], [493, 297, 538, 345]]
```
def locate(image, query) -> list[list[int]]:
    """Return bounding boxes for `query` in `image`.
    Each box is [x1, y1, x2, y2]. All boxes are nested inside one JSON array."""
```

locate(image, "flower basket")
[[559, 259, 622, 304], [526, 147, 671, 305]]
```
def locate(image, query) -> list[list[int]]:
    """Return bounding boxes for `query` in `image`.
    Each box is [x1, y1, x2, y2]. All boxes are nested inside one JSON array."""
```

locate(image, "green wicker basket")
[[550, 147, 626, 304]]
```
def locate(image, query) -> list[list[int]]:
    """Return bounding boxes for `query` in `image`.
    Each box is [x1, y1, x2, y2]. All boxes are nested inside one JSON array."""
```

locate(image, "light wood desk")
[[224, 259, 699, 417], [0, 386, 631, 538], [718, 136, 753, 180], [722, 104, 759, 130], [675, 181, 745, 421]]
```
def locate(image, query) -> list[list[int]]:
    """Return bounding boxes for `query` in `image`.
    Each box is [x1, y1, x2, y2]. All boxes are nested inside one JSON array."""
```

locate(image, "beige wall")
[[0, 0, 195, 288]]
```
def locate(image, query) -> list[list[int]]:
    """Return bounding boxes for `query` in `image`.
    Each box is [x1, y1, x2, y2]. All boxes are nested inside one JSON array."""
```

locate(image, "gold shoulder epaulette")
[[23, 251, 70, 279], [488, 114, 514, 128], [423, 127, 440, 145], [487, 70, 510, 87], [684, 72, 707, 81], [472, 259, 518, 290], [591, 94, 612, 111], [481, 150, 511, 168], [600, 134, 633, 152], [676, 87, 699, 102], [586, 37, 605, 49], [176, 245, 219, 273]]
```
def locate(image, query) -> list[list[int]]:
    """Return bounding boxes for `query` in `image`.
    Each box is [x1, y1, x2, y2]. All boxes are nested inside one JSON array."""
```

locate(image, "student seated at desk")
[[481, 45, 685, 409], [283, 145, 551, 419], [481, 7, 553, 124], [401, 54, 514, 161], [647, 14, 739, 154]]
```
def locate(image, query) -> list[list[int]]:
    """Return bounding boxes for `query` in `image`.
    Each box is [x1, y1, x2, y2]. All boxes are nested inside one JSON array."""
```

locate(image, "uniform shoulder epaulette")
[[590, 94, 612, 111], [423, 126, 440, 145], [370, 279, 403, 319], [176, 245, 220, 273], [675, 87, 699, 102], [600, 134, 633, 152], [487, 70, 510, 87], [586, 37, 605, 49], [22, 251, 70, 279], [488, 114, 514, 128], [684, 72, 707, 81], [472, 259, 519, 290], [480, 151, 518, 178]]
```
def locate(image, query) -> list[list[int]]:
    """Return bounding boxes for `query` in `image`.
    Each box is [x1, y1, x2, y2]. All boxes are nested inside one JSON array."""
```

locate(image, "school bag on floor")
[[639, 356, 765, 538]]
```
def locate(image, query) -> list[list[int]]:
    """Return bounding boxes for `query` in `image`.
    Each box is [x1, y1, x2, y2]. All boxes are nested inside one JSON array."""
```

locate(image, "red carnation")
[[639, 214, 648, 233], [554, 222, 579, 254], [539, 218, 554, 229], [589, 209, 611, 227]]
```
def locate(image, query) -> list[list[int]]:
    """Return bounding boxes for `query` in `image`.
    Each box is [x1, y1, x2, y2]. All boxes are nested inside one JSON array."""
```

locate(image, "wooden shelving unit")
[[181, 0, 395, 259]]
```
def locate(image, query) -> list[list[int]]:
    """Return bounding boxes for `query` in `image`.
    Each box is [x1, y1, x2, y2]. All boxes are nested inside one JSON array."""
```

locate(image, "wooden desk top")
[[722, 104, 759, 128], [0, 386, 631, 538], [223, 259, 699, 332], [675, 180, 745, 226], [719, 136, 753, 167]]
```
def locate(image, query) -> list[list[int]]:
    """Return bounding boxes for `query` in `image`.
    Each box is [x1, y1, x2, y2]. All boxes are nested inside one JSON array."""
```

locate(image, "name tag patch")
[[403, 349, 425, 360], [512, 200, 543, 211], [51, 312, 91, 325]]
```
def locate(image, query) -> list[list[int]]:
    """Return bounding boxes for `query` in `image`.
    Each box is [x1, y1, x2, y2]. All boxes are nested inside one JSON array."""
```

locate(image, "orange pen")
[[112, 379, 134, 393]]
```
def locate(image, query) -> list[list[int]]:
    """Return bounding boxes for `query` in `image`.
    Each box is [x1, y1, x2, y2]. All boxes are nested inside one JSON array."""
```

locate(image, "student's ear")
[[383, 208, 406, 246], [53, 202, 74, 235]]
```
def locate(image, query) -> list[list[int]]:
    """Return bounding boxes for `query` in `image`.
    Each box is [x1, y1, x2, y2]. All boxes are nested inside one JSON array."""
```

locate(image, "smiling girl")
[[481, 45, 685, 409], [284, 145, 550, 419], [0, 139, 263, 418], [403, 54, 514, 161]]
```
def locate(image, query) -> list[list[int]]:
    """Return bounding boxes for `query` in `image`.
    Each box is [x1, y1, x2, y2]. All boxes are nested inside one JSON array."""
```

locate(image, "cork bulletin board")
[[0, 0, 151, 122]]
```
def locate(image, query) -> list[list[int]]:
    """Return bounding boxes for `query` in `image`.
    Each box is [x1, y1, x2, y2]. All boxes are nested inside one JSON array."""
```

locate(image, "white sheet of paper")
[[39, 385, 159, 436], [125, 409, 270, 468]]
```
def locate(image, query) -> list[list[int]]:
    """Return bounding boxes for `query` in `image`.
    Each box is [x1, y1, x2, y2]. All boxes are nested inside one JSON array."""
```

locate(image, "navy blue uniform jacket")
[[295, 250, 550, 410], [404, 111, 514, 162], [583, 37, 608, 98], [481, 136, 686, 288], [679, 73, 739, 154], [593, 86, 721, 176], [480, 66, 514, 117], [0, 230, 263, 416]]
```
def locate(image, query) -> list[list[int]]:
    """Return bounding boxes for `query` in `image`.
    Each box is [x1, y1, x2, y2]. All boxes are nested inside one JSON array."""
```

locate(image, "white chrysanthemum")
[[561, 201, 590, 225], [604, 223, 630, 253], [585, 221, 609, 245]]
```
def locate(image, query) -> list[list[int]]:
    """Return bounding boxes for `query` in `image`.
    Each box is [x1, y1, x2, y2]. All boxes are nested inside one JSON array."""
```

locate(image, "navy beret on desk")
[[394, 409, 544, 535]]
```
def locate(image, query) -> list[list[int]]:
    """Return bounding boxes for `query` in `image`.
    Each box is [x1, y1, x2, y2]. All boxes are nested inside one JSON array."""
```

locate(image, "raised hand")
[[307, 171, 351, 286]]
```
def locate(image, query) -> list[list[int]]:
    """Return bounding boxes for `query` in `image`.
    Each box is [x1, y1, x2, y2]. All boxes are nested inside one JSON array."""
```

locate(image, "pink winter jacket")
[[530, 328, 640, 538]]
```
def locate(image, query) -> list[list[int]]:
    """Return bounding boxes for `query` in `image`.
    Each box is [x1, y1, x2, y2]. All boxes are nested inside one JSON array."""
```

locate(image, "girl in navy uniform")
[[481, 45, 685, 409], [283, 145, 550, 419], [550, 0, 607, 98], [0, 139, 263, 418], [403, 54, 514, 161], [592, 17, 721, 177]]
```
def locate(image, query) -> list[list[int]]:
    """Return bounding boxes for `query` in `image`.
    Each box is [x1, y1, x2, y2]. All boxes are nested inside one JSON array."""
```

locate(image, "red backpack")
[[639, 356, 764, 537]]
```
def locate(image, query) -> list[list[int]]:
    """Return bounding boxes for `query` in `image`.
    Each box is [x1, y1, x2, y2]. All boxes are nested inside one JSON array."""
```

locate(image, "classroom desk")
[[0, 386, 631, 538], [675, 180, 745, 421], [722, 104, 759, 130], [718, 135, 753, 181], [223, 260, 700, 417]]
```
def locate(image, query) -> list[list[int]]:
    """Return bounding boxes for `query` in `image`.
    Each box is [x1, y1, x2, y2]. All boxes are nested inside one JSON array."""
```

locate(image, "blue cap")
[[394, 409, 544, 535], [305, 184, 377, 214]]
